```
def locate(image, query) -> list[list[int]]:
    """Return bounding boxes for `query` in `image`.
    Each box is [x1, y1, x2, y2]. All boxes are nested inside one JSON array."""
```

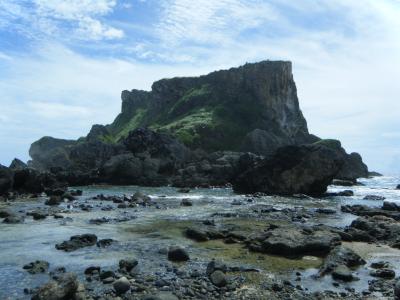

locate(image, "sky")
[[0, 0, 399, 174]]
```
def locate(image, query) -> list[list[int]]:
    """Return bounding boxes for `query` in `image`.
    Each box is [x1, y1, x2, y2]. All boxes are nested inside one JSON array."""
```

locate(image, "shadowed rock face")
[[232, 140, 347, 196], [109, 60, 315, 153]]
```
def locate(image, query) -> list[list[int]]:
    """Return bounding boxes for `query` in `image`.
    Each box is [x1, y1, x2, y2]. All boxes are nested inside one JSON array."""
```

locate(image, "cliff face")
[[107, 61, 316, 154]]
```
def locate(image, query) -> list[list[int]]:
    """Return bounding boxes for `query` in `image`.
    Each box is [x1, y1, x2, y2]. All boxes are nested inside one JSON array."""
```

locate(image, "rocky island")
[[0, 61, 399, 300]]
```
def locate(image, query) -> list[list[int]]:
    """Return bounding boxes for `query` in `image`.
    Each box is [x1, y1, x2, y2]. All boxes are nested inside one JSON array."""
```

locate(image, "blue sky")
[[0, 0, 399, 174]]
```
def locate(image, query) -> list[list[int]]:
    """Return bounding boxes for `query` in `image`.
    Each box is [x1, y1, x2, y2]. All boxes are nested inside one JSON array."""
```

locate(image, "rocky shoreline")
[[0, 178, 400, 299]]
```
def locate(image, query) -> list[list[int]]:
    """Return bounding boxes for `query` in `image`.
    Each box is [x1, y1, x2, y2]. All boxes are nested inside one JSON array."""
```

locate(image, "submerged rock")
[[331, 265, 355, 282], [23, 260, 49, 274], [364, 195, 386, 201], [318, 246, 365, 277], [3, 214, 24, 224], [55, 234, 98, 252], [167, 247, 189, 262], [45, 195, 62, 206], [370, 269, 396, 279]]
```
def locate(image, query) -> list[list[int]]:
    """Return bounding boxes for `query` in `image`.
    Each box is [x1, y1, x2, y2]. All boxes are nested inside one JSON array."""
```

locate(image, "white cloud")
[[0, 0, 123, 41]]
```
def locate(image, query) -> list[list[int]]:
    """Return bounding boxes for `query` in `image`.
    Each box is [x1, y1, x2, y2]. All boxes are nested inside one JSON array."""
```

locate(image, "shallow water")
[[0, 175, 399, 299]]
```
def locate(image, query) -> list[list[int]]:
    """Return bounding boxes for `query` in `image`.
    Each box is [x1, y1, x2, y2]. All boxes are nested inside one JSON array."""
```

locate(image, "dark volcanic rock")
[[45, 195, 62, 206], [345, 215, 400, 246], [233, 140, 346, 196], [336, 152, 369, 181], [31, 273, 79, 300], [249, 225, 341, 256], [99, 153, 143, 184], [55, 234, 98, 252], [119, 258, 138, 272], [185, 227, 209, 242], [364, 195, 386, 201], [0, 164, 13, 195], [370, 269, 396, 279], [209, 270, 228, 287], [341, 205, 400, 220], [318, 246, 366, 277], [23, 260, 49, 274], [167, 247, 189, 262], [331, 265, 355, 282], [3, 214, 24, 224], [9, 158, 27, 170]]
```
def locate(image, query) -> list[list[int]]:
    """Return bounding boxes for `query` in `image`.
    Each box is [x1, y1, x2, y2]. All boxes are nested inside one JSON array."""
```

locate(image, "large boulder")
[[29, 136, 76, 170], [336, 152, 368, 181], [233, 140, 346, 196], [249, 225, 341, 257], [99, 153, 143, 184], [0, 164, 13, 195], [31, 273, 79, 300]]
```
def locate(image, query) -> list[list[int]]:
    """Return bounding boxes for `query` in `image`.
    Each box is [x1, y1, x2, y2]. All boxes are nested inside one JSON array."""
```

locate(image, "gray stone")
[[113, 276, 130, 295]]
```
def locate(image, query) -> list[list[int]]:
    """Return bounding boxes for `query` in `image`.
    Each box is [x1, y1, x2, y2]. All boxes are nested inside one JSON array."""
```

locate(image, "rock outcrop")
[[232, 140, 347, 196], [26, 61, 369, 191]]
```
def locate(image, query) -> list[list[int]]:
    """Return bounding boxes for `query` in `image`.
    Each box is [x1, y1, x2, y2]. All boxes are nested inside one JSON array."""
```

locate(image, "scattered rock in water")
[[119, 258, 138, 272], [382, 201, 400, 212], [316, 208, 336, 214], [3, 214, 24, 224], [177, 188, 190, 193], [55, 234, 98, 252], [167, 247, 189, 262], [341, 205, 400, 220], [28, 210, 48, 220], [0, 210, 12, 218], [113, 276, 131, 295], [61, 192, 76, 201], [23, 260, 49, 274], [370, 269, 396, 279], [331, 265, 355, 282], [70, 189, 82, 196], [231, 199, 243, 205], [96, 238, 114, 248], [338, 190, 354, 197], [31, 273, 79, 300], [185, 227, 209, 242], [131, 192, 152, 206], [363, 195, 386, 201], [45, 195, 62, 206], [396, 184, 400, 190], [180, 198, 193, 207], [206, 261, 228, 276], [99, 270, 115, 281], [371, 261, 390, 269], [84, 266, 100, 275], [318, 246, 366, 277], [209, 270, 227, 287]]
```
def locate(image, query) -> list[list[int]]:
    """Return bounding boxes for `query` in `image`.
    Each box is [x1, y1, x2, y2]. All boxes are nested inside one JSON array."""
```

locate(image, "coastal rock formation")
[[232, 140, 346, 196], [25, 60, 369, 190]]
